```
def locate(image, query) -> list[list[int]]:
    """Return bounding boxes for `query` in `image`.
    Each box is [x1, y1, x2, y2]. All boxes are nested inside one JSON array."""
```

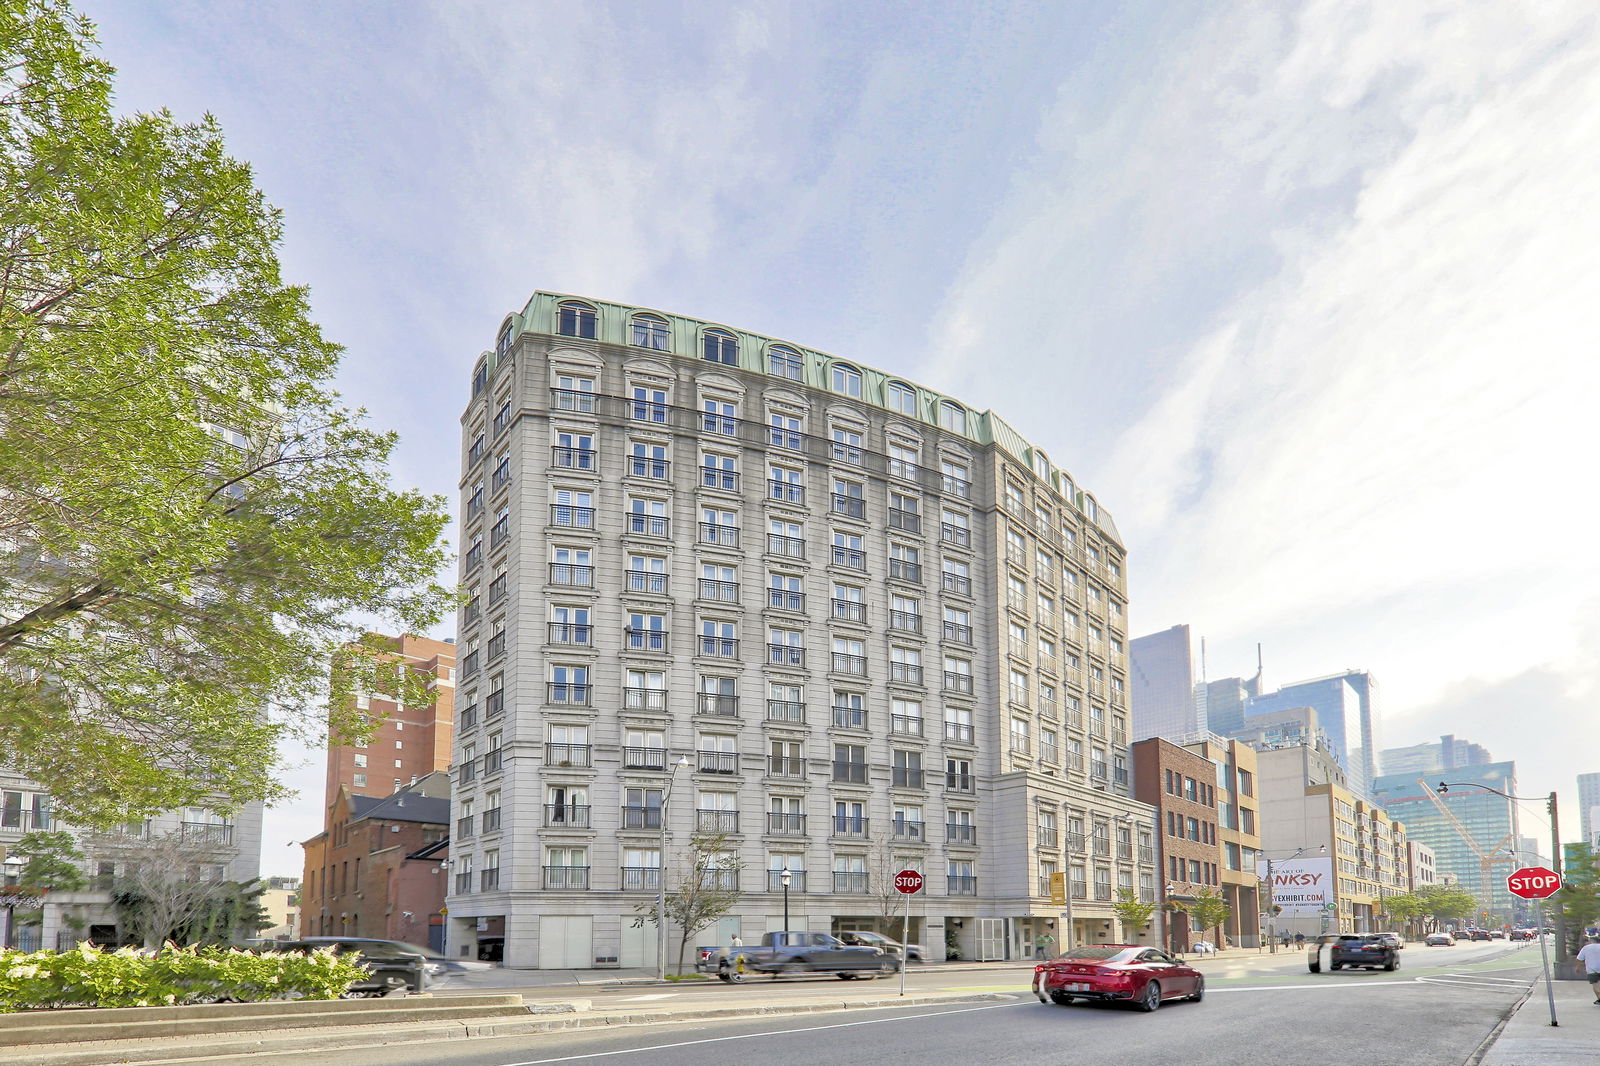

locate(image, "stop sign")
[[1506, 866, 1561, 899], [894, 869, 924, 894]]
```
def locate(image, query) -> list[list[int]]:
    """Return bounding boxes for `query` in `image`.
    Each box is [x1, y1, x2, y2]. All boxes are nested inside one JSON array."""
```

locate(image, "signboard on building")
[[1257, 856, 1335, 917]]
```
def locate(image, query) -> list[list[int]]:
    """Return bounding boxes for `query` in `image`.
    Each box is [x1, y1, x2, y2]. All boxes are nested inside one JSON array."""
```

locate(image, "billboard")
[[1258, 856, 1335, 916]]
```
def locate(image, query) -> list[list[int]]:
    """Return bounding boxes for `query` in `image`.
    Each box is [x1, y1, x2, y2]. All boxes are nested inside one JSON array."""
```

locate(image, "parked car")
[[1190, 940, 1216, 954], [1374, 932, 1404, 950], [1032, 944, 1204, 1012], [1469, 929, 1492, 941], [1508, 928, 1534, 942], [1489, 929, 1505, 939], [1308, 934, 1399, 972], [291, 938, 491, 980], [1424, 933, 1456, 946], [695, 931, 899, 981], [267, 939, 423, 996], [836, 930, 925, 961]]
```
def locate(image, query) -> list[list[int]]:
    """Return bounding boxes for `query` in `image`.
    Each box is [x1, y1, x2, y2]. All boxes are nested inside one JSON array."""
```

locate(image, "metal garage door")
[[539, 915, 593, 969]]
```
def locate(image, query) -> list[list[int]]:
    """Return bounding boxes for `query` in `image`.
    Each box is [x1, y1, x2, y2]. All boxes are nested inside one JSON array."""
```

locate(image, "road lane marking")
[[1210, 981, 1412, 991], [493, 1001, 1024, 1065], [613, 993, 676, 1001]]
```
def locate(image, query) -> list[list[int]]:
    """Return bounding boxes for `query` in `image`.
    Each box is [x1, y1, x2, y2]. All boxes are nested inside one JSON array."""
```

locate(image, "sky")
[[76, 0, 1600, 876]]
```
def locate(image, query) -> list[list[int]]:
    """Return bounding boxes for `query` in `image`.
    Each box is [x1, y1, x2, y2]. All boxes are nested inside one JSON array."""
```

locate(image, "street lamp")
[[656, 754, 691, 980], [780, 866, 792, 932], [1263, 844, 1326, 953]]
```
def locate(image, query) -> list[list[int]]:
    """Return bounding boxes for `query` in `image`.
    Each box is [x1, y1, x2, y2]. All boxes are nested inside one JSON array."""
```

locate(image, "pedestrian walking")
[[1294, 932, 1305, 948], [1034, 932, 1055, 960], [1576, 933, 1600, 1004]]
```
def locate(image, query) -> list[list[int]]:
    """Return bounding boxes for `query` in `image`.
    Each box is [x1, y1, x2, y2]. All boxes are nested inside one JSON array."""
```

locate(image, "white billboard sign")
[[1258, 856, 1335, 916]]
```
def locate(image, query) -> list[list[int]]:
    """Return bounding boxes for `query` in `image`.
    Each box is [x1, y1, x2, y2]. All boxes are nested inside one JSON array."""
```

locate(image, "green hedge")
[[0, 944, 369, 1010]]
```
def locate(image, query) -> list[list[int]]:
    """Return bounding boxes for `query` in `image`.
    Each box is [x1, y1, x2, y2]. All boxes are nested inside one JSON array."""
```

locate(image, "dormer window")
[[556, 301, 597, 339], [831, 363, 862, 398], [703, 329, 738, 365], [631, 314, 670, 351], [887, 382, 916, 415], [939, 402, 966, 434], [768, 345, 803, 380]]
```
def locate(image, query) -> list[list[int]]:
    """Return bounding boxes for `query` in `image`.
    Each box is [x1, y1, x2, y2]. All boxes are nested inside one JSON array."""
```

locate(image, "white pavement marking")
[[493, 1001, 1023, 1066], [1210, 981, 1412, 992], [613, 993, 677, 1001]]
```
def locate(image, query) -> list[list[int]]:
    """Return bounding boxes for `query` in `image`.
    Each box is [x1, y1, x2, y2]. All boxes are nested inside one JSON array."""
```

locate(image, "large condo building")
[[1129, 624, 1202, 741], [445, 293, 1156, 968]]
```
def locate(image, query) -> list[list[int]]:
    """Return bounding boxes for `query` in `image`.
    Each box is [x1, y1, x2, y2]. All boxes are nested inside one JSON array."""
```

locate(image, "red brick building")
[[1132, 738, 1222, 953], [324, 633, 457, 805]]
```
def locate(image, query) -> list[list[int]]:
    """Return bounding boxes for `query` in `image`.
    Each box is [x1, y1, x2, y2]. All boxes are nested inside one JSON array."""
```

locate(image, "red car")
[[1032, 945, 1205, 1012]]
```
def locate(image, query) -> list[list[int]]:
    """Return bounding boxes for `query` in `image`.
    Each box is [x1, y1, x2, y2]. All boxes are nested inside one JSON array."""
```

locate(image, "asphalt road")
[[172, 940, 1551, 1066]]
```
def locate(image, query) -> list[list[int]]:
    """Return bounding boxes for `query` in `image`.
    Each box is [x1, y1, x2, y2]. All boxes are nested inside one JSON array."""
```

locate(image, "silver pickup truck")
[[695, 931, 900, 981]]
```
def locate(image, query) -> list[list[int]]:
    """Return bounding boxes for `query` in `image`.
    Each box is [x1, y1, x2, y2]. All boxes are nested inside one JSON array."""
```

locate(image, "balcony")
[[548, 623, 593, 647], [891, 820, 926, 842], [699, 869, 739, 891], [766, 812, 807, 835], [697, 693, 739, 717], [942, 622, 973, 644], [696, 810, 740, 833], [765, 699, 805, 723], [941, 572, 971, 596], [944, 721, 974, 743], [891, 767, 925, 789], [768, 643, 805, 667], [943, 671, 974, 695], [888, 610, 922, 635], [831, 546, 867, 570], [947, 875, 978, 896], [1094, 884, 1113, 901], [698, 579, 740, 603], [628, 456, 671, 480], [623, 687, 668, 712], [888, 458, 920, 481], [830, 494, 865, 520], [545, 804, 591, 828], [939, 523, 971, 548], [1093, 837, 1111, 857], [620, 867, 661, 891], [888, 559, 923, 583], [831, 760, 868, 784], [941, 474, 971, 499], [832, 705, 866, 729], [890, 663, 924, 685], [624, 570, 668, 594], [1065, 832, 1085, 852], [945, 773, 975, 794], [1139, 845, 1155, 863], [946, 823, 977, 846], [768, 588, 805, 611], [831, 652, 867, 675], [831, 598, 867, 623], [627, 515, 670, 538], [455, 872, 473, 894], [699, 523, 740, 548], [699, 636, 739, 658], [768, 756, 806, 778], [550, 388, 596, 413], [1038, 828, 1059, 849], [832, 871, 869, 894], [626, 630, 669, 653], [547, 683, 591, 705], [178, 822, 233, 845], [768, 479, 805, 504], [1072, 880, 1088, 900], [544, 742, 591, 767], [551, 446, 597, 472], [701, 468, 740, 493], [550, 505, 596, 529], [480, 868, 501, 891], [541, 865, 590, 890], [621, 805, 663, 830], [1040, 744, 1060, 766], [482, 807, 501, 832], [698, 751, 739, 774], [887, 508, 921, 534], [549, 562, 594, 587], [767, 533, 805, 559], [483, 747, 503, 775], [767, 870, 807, 892], [890, 714, 924, 736], [623, 746, 667, 770], [1117, 843, 1133, 860]]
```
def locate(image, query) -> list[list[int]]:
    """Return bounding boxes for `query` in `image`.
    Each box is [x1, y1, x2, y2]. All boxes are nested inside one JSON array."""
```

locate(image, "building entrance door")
[[976, 918, 1006, 961]]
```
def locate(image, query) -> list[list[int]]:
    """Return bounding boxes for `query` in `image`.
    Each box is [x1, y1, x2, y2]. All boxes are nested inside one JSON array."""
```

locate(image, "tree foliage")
[[0, 1, 453, 823], [9, 829, 84, 892], [1111, 888, 1156, 937], [1555, 844, 1600, 959], [632, 832, 743, 976], [1187, 887, 1231, 944], [95, 827, 260, 948]]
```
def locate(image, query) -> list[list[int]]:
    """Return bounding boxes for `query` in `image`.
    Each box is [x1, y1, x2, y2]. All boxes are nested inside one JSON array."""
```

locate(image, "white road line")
[[1209, 981, 1411, 992], [493, 1001, 1023, 1066], [613, 993, 677, 1001]]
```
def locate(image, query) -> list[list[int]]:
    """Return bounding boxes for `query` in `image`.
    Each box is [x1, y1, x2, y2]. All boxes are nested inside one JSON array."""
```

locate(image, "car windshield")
[[1057, 945, 1136, 962]]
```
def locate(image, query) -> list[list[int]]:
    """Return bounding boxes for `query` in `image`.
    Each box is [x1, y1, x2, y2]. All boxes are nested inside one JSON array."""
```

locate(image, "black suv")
[[268, 939, 438, 996], [1308, 934, 1400, 973]]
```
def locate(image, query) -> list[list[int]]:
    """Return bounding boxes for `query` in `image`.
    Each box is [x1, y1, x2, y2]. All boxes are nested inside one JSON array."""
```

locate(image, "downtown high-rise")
[[444, 293, 1156, 968]]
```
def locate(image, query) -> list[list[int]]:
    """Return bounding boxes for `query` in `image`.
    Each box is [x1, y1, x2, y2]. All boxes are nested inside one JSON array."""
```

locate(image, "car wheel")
[[837, 972, 857, 980], [1384, 957, 1398, 972], [1308, 962, 1321, 973], [878, 960, 897, 978], [1188, 976, 1205, 1002], [1330, 962, 1341, 970], [1049, 991, 1073, 1006], [1137, 981, 1161, 1012], [782, 959, 808, 977]]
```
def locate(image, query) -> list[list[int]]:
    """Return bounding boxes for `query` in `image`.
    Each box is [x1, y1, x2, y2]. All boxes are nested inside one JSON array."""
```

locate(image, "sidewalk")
[[1479, 978, 1600, 1066]]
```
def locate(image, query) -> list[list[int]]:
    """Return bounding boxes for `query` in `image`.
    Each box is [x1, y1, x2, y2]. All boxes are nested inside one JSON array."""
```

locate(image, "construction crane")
[[1417, 778, 1518, 922]]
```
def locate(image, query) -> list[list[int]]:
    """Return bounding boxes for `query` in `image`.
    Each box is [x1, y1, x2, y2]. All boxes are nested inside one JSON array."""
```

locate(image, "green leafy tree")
[[10, 829, 85, 892], [1188, 887, 1231, 947], [0, 1, 453, 824], [1554, 844, 1600, 960], [1411, 883, 1479, 932], [632, 832, 743, 976], [1112, 888, 1156, 941]]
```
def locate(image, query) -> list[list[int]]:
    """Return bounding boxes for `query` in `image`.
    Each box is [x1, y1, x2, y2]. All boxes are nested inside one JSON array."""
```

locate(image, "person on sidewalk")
[[1034, 933, 1055, 960], [1576, 933, 1600, 1004]]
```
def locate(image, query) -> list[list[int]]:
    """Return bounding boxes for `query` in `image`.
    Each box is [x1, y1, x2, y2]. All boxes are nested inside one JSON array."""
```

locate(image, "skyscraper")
[[1578, 772, 1600, 848], [1379, 735, 1493, 777], [1244, 671, 1378, 799], [1129, 624, 1202, 741]]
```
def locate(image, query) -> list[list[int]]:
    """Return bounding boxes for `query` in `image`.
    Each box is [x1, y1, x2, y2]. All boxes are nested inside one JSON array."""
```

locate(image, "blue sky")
[[79, 1, 1600, 873]]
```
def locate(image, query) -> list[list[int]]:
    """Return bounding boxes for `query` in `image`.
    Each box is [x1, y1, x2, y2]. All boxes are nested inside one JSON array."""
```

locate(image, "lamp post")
[[656, 754, 691, 980], [780, 866, 791, 931], [1263, 844, 1326, 953]]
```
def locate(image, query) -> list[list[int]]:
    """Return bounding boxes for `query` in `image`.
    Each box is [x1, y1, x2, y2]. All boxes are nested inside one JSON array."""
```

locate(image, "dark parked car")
[[1032, 945, 1204, 1012], [1469, 929, 1492, 941], [265, 939, 418, 996], [1308, 934, 1399, 972], [294, 937, 491, 976]]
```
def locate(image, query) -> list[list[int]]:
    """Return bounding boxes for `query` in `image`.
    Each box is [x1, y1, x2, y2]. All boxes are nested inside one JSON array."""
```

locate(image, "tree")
[[1112, 888, 1156, 942], [1411, 883, 1479, 931], [1554, 844, 1600, 960], [1187, 887, 1232, 947], [94, 827, 244, 948], [10, 829, 85, 892], [867, 841, 920, 944], [0, 1, 453, 824], [632, 832, 742, 976]]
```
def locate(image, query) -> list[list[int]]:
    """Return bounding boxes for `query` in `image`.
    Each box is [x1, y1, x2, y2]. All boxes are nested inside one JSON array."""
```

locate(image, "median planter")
[[0, 944, 368, 1011]]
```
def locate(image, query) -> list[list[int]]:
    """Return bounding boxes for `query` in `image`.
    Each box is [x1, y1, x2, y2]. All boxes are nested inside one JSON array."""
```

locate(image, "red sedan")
[[1032, 945, 1205, 1012]]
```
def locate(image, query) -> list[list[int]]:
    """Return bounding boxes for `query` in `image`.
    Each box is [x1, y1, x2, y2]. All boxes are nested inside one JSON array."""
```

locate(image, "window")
[[938, 402, 966, 433], [831, 363, 862, 397], [768, 410, 803, 449], [551, 488, 594, 528], [557, 301, 597, 338], [890, 645, 922, 684], [553, 372, 596, 411], [630, 384, 668, 424], [944, 704, 973, 742], [889, 542, 921, 582], [627, 496, 669, 537], [891, 698, 923, 735], [887, 382, 916, 415], [830, 425, 863, 464], [940, 458, 970, 498], [703, 329, 737, 364], [702, 451, 738, 491], [833, 743, 867, 783], [888, 441, 920, 480], [629, 441, 670, 480], [768, 572, 804, 611], [703, 398, 736, 436], [768, 345, 803, 380], [631, 314, 669, 350]]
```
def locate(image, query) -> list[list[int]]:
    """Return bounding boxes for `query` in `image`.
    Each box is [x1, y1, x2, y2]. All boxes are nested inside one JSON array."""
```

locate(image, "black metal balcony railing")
[[832, 705, 866, 729], [948, 875, 978, 896], [766, 812, 807, 835], [544, 804, 591, 828], [696, 809, 740, 833], [891, 820, 925, 842], [620, 867, 661, 891], [178, 822, 233, 845], [888, 559, 923, 583], [768, 870, 807, 892], [888, 611, 922, 634], [767, 533, 806, 558], [942, 621, 973, 644], [547, 682, 591, 705], [626, 570, 668, 594], [1094, 884, 1114, 901], [550, 387, 596, 413], [628, 514, 671, 538], [700, 523, 740, 548], [831, 494, 865, 519], [1040, 744, 1060, 766], [1117, 843, 1134, 860], [698, 579, 740, 602], [549, 562, 594, 587], [623, 746, 667, 770], [543, 865, 590, 890], [831, 546, 867, 569], [1038, 828, 1059, 849], [891, 767, 925, 789], [463, 547, 483, 572], [890, 662, 924, 685], [890, 713, 924, 736], [768, 588, 804, 611], [768, 479, 805, 504], [480, 868, 501, 892], [545, 742, 592, 767], [550, 505, 595, 528], [1093, 837, 1111, 857], [482, 808, 501, 833], [833, 871, 869, 894], [766, 699, 805, 723], [832, 760, 868, 784], [624, 687, 668, 712], [621, 805, 663, 830], [629, 457, 671, 479], [490, 468, 510, 494], [831, 598, 867, 623], [1139, 845, 1155, 862], [483, 747, 503, 775], [939, 523, 971, 548], [943, 671, 974, 694], [1065, 832, 1085, 852], [627, 630, 669, 652], [456, 760, 478, 784], [945, 773, 975, 793], [551, 446, 597, 471], [831, 652, 867, 675], [697, 693, 739, 717], [1113, 767, 1130, 786], [941, 474, 971, 498], [455, 872, 473, 894], [767, 643, 805, 667], [699, 636, 739, 658], [944, 721, 974, 742], [946, 823, 977, 845], [768, 756, 806, 777], [887, 508, 921, 534], [547, 623, 592, 646], [699, 869, 739, 891], [701, 468, 740, 492], [699, 750, 739, 774], [888, 458, 919, 481]]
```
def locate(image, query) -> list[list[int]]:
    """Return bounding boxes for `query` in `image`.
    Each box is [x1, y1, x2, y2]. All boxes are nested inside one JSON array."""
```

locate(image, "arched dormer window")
[[886, 381, 917, 416], [938, 401, 967, 434], [496, 321, 515, 358], [768, 345, 803, 381], [471, 360, 488, 398], [703, 329, 738, 365], [556, 301, 597, 339], [631, 313, 670, 351], [831, 363, 862, 398]]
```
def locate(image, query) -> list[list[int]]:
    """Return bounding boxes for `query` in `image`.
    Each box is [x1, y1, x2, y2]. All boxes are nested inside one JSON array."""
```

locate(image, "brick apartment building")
[[1132, 737, 1224, 952], [324, 633, 457, 806]]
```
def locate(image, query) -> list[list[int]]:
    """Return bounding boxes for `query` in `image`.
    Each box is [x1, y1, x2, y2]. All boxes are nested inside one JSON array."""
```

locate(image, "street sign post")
[[893, 869, 922, 996], [1506, 866, 1562, 1027]]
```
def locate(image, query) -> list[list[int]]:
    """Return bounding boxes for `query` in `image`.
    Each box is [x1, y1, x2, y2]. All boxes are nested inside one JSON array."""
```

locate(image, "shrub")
[[0, 944, 367, 1011]]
